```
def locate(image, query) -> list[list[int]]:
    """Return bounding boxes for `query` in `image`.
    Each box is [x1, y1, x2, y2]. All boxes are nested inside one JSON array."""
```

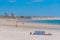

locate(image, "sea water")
[[20, 20, 60, 30], [22, 20, 60, 25]]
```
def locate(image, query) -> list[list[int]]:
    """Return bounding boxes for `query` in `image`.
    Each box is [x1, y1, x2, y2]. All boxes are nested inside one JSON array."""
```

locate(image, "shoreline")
[[17, 20, 60, 29], [0, 18, 60, 29]]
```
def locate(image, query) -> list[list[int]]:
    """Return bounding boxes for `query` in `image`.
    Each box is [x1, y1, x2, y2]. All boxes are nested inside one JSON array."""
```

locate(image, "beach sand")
[[0, 18, 60, 40], [0, 18, 60, 28]]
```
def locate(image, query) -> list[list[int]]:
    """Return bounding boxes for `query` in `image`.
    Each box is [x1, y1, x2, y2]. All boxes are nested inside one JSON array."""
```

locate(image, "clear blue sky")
[[0, 0, 60, 16]]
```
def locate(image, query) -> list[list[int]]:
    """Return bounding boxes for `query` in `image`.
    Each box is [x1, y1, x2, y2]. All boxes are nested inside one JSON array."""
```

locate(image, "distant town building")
[[5, 11, 9, 16], [11, 12, 16, 17]]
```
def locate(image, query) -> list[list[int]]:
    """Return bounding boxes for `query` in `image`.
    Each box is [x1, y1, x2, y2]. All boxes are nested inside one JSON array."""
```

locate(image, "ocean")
[[21, 20, 60, 25]]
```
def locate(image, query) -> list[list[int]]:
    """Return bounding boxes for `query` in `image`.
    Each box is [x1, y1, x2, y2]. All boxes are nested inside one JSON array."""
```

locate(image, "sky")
[[0, 0, 60, 16]]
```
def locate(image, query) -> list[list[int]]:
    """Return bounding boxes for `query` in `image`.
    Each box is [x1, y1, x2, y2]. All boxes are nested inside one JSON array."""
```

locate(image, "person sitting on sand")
[[30, 32, 32, 35]]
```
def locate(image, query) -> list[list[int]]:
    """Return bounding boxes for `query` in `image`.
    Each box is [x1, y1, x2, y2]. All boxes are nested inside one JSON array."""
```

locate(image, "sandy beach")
[[0, 18, 60, 40], [0, 18, 60, 28]]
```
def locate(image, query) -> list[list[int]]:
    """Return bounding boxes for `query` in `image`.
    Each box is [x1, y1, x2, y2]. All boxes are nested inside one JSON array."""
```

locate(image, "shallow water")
[[22, 20, 60, 25]]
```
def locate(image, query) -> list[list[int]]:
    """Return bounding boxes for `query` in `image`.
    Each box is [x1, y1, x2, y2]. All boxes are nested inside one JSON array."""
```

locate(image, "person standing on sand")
[[16, 24, 17, 27], [16, 21, 18, 28]]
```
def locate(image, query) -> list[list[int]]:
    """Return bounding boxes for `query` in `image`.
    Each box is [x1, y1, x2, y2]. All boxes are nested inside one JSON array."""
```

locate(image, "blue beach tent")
[[33, 31, 45, 35]]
